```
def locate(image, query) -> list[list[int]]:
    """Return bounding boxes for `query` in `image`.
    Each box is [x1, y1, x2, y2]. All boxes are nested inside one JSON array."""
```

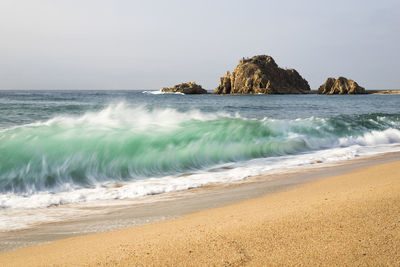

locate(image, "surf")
[[0, 102, 400, 196]]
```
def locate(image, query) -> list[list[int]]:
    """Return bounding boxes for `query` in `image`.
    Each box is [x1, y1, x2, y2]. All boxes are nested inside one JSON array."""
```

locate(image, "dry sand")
[[1, 160, 399, 266]]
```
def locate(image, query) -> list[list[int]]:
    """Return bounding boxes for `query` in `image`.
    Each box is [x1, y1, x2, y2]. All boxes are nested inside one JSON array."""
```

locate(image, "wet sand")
[[1, 154, 400, 266]]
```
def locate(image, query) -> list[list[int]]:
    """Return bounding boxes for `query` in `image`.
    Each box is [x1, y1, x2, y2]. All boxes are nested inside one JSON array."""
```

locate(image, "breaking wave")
[[0, 102, 400, 197]]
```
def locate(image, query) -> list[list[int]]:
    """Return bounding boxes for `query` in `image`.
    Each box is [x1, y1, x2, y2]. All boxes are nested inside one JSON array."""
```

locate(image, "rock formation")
[[318, 77, 365, 94], [213, 55, 311, 94], [162, 82, 207, 94]]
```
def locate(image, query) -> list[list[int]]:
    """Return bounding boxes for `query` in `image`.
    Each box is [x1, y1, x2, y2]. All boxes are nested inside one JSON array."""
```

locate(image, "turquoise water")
[[0, 91, 400, 210]]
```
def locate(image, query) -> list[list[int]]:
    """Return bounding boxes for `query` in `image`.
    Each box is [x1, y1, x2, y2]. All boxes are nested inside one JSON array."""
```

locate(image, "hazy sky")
[[0, 0, 399, 90]]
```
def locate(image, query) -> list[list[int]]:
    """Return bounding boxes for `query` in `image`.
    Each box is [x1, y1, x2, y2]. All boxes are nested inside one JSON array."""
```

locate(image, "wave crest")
[[0, 103, 399, 194]]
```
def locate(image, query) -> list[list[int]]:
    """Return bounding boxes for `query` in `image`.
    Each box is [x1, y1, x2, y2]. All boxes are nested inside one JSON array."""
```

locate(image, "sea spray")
[[1, 103, 400, 196]]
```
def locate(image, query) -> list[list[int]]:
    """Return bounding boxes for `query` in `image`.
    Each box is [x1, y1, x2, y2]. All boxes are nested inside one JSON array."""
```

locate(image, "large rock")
[[213, 55, 310, 94], [318, 77, 365, 94], [162, 82, 207, 94]]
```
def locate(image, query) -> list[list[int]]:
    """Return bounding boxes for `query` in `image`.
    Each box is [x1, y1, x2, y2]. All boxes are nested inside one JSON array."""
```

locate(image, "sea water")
[[0, 90, 400, 230]]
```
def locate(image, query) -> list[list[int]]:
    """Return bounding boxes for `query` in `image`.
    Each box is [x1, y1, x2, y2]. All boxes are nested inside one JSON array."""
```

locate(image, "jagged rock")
[[213, 55, 310, 94], [318, 77, 365, 94], [162, 82, 207, 94]]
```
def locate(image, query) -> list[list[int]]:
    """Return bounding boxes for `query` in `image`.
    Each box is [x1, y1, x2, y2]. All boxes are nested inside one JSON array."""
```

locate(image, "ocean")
[[1, 90, 400, 231]]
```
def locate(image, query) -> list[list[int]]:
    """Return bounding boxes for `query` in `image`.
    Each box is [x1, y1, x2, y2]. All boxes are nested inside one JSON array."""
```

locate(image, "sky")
[[0, 0, 399, 90]]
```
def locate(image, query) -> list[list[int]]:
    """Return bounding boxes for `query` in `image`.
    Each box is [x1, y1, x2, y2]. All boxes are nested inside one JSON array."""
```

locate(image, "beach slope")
[[1, 161, 399, 266]]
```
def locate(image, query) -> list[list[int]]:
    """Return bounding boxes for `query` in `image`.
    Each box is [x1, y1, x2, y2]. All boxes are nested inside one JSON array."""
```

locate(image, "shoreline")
[[1, 152, 399, 265], [0, 151, 400, 257]]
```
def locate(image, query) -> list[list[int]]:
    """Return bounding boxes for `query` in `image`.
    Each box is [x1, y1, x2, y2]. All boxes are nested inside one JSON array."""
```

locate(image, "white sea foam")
[[142, 90, 185, 95], [339, 128, 400, 146], [1, 142, 399, 231]]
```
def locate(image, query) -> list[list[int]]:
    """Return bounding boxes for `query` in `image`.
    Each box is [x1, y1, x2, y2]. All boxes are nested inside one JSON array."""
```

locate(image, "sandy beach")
[[0, 157, 399, 266]]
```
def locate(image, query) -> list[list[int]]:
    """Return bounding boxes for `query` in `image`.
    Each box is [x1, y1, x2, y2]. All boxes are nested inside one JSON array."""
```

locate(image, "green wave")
[[0, 104, 399, 193]]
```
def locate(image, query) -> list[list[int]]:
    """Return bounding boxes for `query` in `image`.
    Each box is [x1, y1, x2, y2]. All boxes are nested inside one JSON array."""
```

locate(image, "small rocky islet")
[[318, 77, 365, 94], [214, 55, 310, 94], [162, 54, 371, 95], [161, 81, 207, 94]]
